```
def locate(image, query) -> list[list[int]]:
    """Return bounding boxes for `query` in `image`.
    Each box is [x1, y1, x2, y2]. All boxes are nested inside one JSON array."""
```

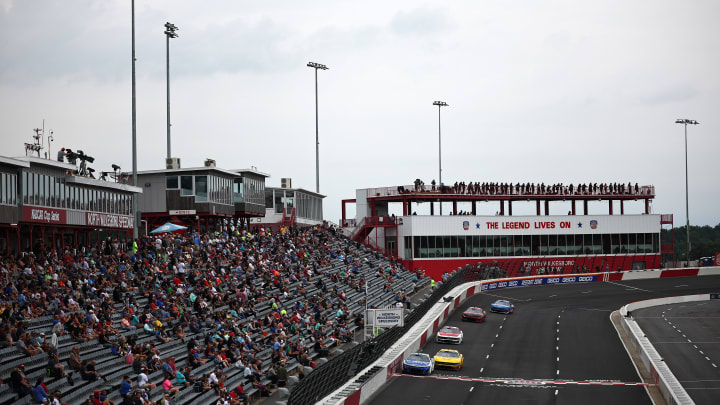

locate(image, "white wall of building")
[[398, 214, 660, 238]]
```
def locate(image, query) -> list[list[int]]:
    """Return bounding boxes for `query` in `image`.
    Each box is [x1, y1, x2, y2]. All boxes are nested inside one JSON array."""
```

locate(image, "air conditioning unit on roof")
[[281, 178, 292, 189], [166, 157, 180, 170]]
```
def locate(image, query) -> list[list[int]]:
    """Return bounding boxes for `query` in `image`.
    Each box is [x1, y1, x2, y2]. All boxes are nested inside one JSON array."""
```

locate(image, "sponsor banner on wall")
[[22, 206, 67, 224], [480, 275, 597, 291], [371, 308, 405, 328], [86, 212, 135, 229], [169, 210, 196, 215]]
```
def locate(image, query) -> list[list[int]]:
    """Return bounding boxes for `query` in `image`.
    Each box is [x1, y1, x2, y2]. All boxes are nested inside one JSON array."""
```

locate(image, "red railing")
[[281, 208, 296, 227]]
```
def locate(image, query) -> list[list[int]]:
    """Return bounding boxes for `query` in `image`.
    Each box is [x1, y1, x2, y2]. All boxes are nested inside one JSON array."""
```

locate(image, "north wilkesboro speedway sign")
[[370, 308, 405, 328], [481, 275, 597, 291]]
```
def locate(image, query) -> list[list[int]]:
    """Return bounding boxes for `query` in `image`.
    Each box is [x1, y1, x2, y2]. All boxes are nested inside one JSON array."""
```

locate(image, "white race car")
[[436, 325, 463, 344]]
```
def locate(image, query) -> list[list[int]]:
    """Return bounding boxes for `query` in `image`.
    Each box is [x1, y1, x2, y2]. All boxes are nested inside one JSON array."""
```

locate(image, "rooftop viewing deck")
[[365, 182, 655, 201]]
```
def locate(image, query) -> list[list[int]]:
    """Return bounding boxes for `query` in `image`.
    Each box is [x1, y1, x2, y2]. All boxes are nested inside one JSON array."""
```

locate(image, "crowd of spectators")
[[405, 179, 650, 197], [0, 223, 420, 405]]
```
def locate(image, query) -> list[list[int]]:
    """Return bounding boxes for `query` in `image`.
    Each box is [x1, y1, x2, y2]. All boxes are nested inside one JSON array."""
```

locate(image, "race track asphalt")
[[634, 299, 720, 405], [368, 275, 720, 405]]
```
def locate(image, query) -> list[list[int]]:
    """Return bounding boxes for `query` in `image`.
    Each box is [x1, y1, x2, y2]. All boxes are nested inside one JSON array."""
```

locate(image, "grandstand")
[[0, 225, 430, 405]]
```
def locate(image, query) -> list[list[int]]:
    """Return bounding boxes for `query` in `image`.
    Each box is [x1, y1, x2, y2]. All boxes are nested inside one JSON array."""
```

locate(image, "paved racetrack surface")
[[634, 300, 720, 405], [368, 276, 720, 405]]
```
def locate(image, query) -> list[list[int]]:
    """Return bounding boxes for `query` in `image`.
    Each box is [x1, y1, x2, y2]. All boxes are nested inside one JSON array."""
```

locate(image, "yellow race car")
[[433, 349, 464, 370]]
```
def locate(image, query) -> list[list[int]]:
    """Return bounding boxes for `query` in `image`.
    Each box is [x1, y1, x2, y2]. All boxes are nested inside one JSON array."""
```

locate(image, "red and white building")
[[341, 183, 674, 280]]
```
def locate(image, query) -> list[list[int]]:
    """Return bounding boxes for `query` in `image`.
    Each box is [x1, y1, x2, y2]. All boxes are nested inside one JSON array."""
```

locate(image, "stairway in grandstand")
[[0, 237, 431, 405]]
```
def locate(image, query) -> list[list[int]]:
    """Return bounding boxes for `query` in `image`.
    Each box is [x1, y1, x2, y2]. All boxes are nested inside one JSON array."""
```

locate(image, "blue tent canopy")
[[150, 222, 188, 234]]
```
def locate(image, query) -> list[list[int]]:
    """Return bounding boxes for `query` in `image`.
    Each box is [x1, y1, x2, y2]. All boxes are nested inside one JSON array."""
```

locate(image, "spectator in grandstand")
[[10, 365, 31, 397], [162, 372, 180, 395], [32, 376, 49, 404], [16, 332, 41, 356], [231, 384, 249, 404], [80, 360, 107, 382], [50, 390, 71, 405], [47, 351, 72, 384], [277, 361, 289, 387], [137, 366, 156, 390], [119, 375, 133, 398]]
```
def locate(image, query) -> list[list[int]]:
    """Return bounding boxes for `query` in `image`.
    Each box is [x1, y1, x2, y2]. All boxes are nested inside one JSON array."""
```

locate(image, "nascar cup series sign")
[[371, 308, 404, 328]]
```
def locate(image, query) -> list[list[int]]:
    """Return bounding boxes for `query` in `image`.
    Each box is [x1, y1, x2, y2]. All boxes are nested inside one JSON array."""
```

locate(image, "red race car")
[[462, 306, 487, 322]]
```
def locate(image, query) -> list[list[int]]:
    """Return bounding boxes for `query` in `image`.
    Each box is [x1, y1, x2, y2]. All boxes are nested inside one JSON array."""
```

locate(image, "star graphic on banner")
[[476, 223, 481, 229], [578, 222, 583, 228]]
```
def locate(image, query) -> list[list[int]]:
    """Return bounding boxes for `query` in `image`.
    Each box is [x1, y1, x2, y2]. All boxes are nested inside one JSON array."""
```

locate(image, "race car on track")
[[490, 299, 514, 314], [402, 353, 434, 375], [436, 326, 463, 344], [462, 306, 487, 322], [433, 349, 464, 370]]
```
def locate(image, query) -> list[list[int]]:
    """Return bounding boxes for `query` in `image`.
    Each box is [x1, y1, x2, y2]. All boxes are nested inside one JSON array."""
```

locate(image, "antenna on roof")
[[24, 127, 44, 157]]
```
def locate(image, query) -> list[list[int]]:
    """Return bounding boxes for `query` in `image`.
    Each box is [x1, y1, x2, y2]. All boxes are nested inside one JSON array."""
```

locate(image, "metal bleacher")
[[1, 236, 430, 405]]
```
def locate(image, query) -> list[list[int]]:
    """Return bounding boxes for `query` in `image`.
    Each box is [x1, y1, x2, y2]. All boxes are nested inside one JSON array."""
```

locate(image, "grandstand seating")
[[0, 225, 430, 405]]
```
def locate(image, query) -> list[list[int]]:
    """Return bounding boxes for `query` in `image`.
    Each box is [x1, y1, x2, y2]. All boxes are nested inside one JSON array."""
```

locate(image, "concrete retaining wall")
[[617, 295, 710, 405]]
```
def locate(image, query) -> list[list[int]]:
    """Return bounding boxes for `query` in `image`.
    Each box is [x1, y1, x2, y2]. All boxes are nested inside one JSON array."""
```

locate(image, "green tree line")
[[662, 224, 720, 261]]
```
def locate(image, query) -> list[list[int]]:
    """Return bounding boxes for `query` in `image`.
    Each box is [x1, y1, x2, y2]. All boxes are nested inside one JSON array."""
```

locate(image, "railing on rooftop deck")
[[366, 184, 655, 199]]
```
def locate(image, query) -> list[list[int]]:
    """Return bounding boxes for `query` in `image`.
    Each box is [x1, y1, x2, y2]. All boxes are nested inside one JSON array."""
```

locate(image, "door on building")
[[386, 238, 396, 256]]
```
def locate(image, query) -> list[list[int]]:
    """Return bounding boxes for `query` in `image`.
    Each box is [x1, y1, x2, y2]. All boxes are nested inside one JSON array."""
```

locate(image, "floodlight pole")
[[131, 0, 138, 240], [165, 22, 179, 160], [307, 62, 328, 194], [675, 118, 699, 266], [433, 101, 448, 215]]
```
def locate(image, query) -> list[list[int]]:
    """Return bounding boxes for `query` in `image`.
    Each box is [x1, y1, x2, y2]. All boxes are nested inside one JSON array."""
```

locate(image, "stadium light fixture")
[[165, 22, 179, 160], [675, 118, 699, 266], [433, 101, 449, 215], [307, 61, 329, 193]]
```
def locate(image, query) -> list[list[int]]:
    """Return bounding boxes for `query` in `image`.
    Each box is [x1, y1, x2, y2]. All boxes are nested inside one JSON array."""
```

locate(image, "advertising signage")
[[86, 212, 134, 229], [480, 275, 597, 291], [21, 206, 134, 229], [22, 206, 66, 224], [370, 308, 405, 328], [406, 214, 660, 236]]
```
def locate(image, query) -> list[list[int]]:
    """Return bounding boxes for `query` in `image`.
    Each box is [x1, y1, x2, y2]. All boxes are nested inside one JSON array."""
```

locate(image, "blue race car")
[[402, 353, 434, 375], [490, 299, 514, 314]]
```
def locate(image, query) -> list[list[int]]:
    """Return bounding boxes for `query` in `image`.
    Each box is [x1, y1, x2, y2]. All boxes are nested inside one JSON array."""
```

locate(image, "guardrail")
[[617, 295, 708, 405]]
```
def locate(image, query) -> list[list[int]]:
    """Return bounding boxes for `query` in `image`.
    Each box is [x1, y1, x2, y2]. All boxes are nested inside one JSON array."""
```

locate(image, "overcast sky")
[[1, 0, 718, 226]]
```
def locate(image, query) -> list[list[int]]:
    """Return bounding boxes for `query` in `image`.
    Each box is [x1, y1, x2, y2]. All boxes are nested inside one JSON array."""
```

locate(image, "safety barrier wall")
[[317, 266, 720, 405], [617, 295, 711, 405]]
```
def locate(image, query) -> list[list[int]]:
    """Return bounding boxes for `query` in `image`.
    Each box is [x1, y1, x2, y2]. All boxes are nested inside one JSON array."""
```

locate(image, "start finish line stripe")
[[390, 373, 655, 387]]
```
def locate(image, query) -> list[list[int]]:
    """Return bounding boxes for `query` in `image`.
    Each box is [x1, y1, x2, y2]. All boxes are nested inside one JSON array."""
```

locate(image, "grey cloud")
[[170, 17, 302, 77], [390, 7, 452, 36], [639, 85, 699, 105], [0, 2, 384, 84], [0, 0, 13, 14], [0, 2, 304, 84]]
